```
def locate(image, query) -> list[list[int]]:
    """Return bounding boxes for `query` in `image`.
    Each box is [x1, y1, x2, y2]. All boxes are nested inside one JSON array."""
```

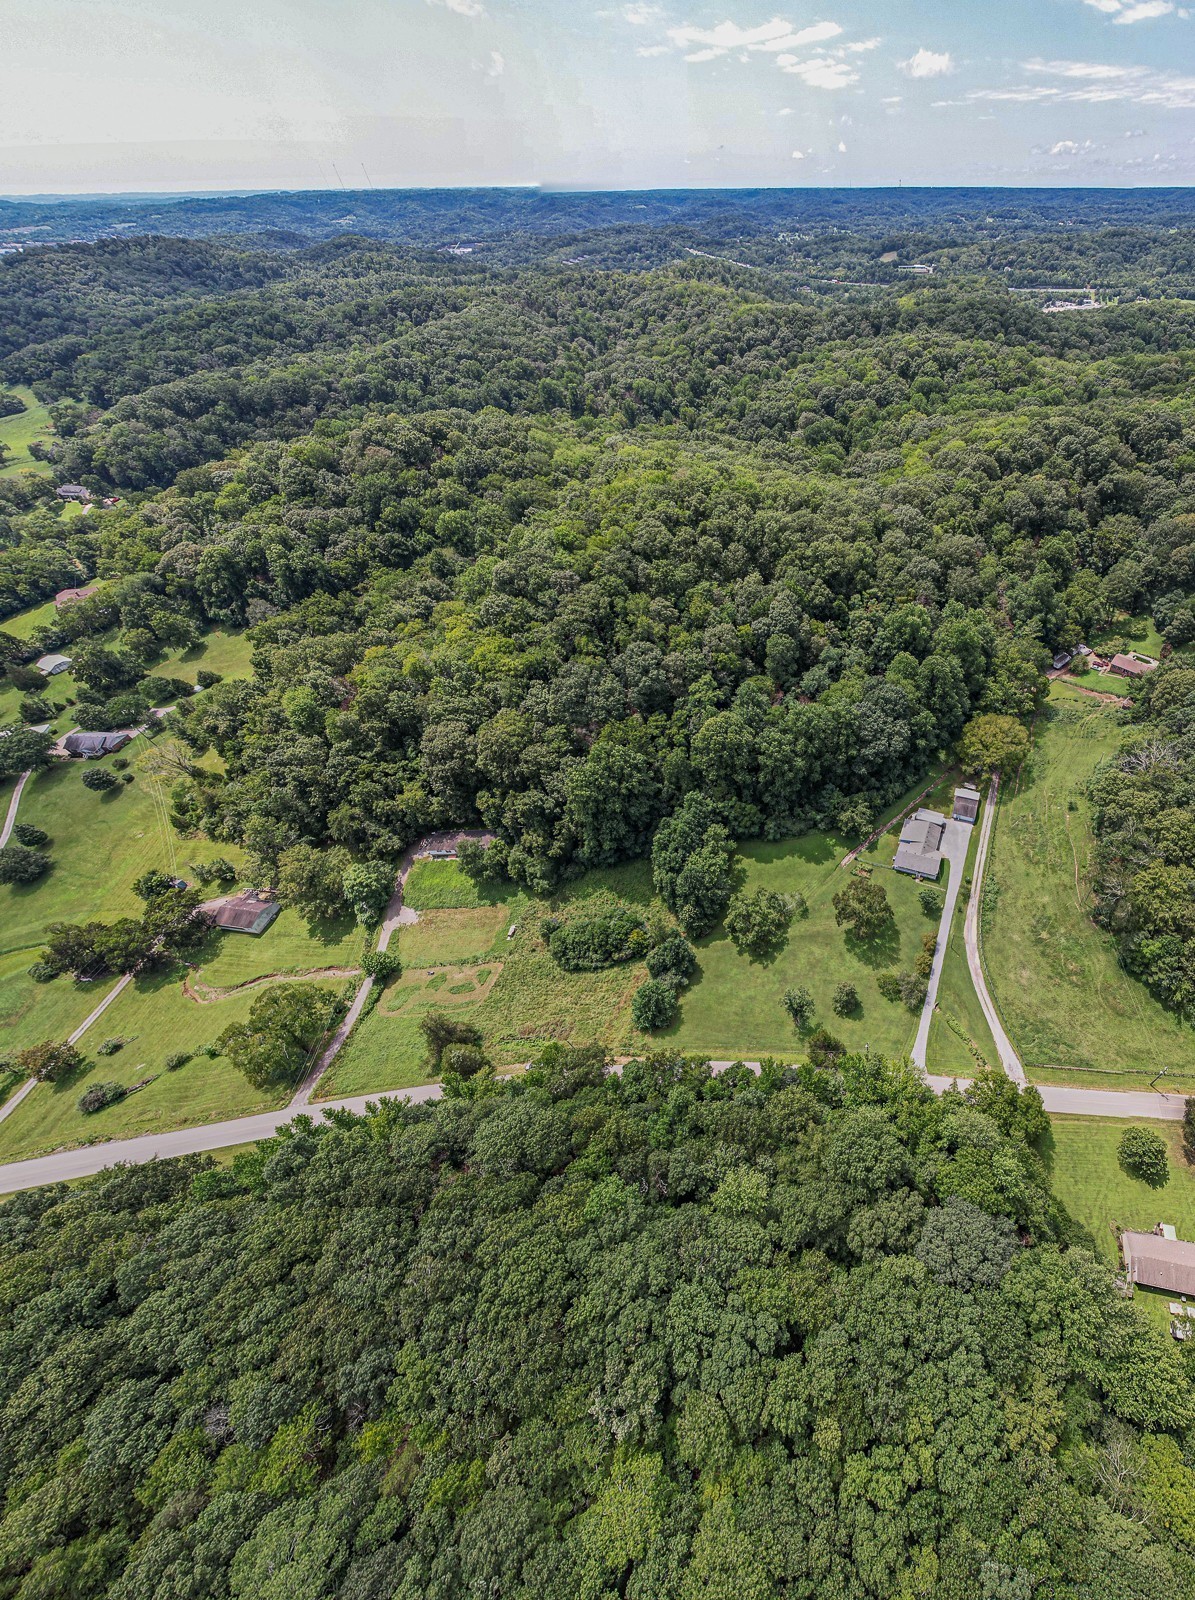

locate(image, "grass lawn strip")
[[984, 682, 1194, 1088], [0, 388, 54, 478]]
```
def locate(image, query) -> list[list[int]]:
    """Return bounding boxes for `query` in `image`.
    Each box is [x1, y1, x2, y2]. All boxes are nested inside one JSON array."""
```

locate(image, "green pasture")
[[0, 388, 54, 478], [192, 907, 364, 989], [925, 804, 1001, 1079], [148, 629, 255, 687], [983, 684, 1194, 1088]]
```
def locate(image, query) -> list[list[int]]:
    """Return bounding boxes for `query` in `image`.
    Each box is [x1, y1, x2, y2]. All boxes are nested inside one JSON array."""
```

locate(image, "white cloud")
[[665, 18, 844, 58], [428, 0, 486, 14], [778, 106, 795, 115], [1082, 0, 1175, 20], [791, 147, 806, 157], [776, 54, 859, 87], [900, 47, 954, 78], [623, 2, 662, 21], [837, 139, 847, 151], [1050, 137, 1094, 152], [487, 50, 505, 75], [969, 57, 1195, 107], [636, 43, 671, 55]]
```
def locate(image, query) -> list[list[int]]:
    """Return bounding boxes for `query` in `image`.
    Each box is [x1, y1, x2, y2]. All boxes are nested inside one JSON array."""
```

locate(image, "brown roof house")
[[54, 585, 98, 609], [211, 890, 281, 936], [1121, 1229, 1195, 1296], [953, 785, 981, 825], [1108, 652, 1158, 679], [893, 808, 947, 879]]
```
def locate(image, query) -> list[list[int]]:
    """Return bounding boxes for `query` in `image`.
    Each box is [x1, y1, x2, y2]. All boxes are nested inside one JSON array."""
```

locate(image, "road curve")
[[0, 769, 33, 847], [962, 775, 1027, 1084]]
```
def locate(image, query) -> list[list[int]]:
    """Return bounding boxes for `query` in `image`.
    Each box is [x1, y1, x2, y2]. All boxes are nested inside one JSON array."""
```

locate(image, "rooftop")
[[893, 807, 947, 878], [210, 891, 281, 936], [1122, 1231, 1195, 1297]]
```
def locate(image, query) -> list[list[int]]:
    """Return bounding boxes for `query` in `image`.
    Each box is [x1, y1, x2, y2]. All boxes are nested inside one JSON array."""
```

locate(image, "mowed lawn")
[[983, 683, 1195, 1088], [325, 824, 939, 1098], [148, 628, 255, 687], [0, 972, 351, 1162], [192, 908, 365, 989], [1047, 1115, 1195, 1334], [0, 388, 54, 477]]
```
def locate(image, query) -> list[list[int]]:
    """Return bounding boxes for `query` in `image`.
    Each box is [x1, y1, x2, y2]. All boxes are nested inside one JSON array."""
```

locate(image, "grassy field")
[[0, 388, 54, 478], [925, 806, 1002, 1078], [192, 908, 364, 988], [0, 971, 351, 1162], [1047, 1115, 1195, 1334], [324, 813, 942, 1097], [148, 629, 255, 687], [983, 683, 1194, 1088]]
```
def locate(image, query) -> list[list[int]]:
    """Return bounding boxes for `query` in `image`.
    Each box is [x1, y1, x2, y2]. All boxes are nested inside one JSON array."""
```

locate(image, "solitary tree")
[[832, 876, 895, 943], [958, 714, 1031, 777], [724, 888, 793, 959], [1118, 1126, 1169, 1188], [783, 986, 814, 1029]]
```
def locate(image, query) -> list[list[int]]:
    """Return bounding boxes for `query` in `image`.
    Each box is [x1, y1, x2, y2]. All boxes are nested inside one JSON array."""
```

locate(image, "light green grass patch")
[[402, 857, 511, 910], [984, 684, 1194, 1086], [926, 804, 1001, 1077], [192, 907, 363, 989], [0, 388, 54, 478], [148, 629, 255, 687], [0, 948, 108, 1056]]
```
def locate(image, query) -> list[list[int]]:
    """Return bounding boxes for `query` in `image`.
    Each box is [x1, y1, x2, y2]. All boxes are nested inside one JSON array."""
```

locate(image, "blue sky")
[[4, 0, 1194, 191]]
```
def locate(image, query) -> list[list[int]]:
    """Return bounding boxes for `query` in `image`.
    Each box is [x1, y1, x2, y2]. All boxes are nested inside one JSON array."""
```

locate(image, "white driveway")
[[910, 816, 971, 1071]]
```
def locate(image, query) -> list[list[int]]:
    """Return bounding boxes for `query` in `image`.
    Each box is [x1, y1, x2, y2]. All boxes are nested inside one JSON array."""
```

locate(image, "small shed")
[[1052, 651, 1073, 671], [56, 484, 91, 503], [211, 891, 281, 936], [1121, 1230, 1195, 1296], [54, 585, 98, 609], [35, 653, 72, 676], [62, 730, 131, 758], [953, 785, 981, 825], [893, 808, 947, 879]]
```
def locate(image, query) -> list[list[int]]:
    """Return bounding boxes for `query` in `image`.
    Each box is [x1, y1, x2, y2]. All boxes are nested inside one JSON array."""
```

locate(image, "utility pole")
[[1149, 1066, 1169, 1090]]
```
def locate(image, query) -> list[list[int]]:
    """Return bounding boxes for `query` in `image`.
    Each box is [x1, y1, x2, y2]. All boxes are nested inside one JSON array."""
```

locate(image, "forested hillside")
[[2, 1053, 1194, 1600]]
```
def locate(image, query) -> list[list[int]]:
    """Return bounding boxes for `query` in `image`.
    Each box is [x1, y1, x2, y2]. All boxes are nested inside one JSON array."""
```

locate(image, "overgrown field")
[[983, 683, 1194, 1087]]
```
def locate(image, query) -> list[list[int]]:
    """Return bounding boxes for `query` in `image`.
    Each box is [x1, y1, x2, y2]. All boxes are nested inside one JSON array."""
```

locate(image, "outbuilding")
[[35, 653, 72, 676], [953, 785, 981, 825], [1121, 1229, 1195, 1297]]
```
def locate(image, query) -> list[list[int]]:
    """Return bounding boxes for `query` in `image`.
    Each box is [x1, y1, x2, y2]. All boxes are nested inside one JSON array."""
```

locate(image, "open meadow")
[[983, 683, 1194, 1090], [0, 388, 54, 478]]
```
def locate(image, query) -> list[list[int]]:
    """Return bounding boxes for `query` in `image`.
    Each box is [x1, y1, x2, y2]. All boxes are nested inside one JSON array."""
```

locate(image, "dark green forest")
[[2, 198, 1195, 1597], [3, 1054, 1195, 1600]]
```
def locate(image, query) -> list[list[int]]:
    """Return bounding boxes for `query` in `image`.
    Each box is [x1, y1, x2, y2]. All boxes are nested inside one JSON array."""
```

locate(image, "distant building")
[[1052, 651, 1073, 671], [55, 484, 91, 502], [1108, 652, 1158, 679], [1121, 1229, 1195, 1297], [893, 808, 947, 879], [210, 891, 281, 936], [54, 585, 98, 609], [35, 653, 72, 676], [953, 785, 981, 825], [1043, 298, 1100, 314], [62, 730, 131, 758]]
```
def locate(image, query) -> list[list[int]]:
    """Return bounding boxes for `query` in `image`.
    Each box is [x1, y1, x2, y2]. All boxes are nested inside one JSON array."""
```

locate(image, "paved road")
[[962, 775, 1027, 1084], [0, 769, 33, 847], [911, 816, 970, 1070]]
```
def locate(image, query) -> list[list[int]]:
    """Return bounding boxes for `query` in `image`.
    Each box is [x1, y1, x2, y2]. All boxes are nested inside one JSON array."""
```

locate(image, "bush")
[[782, 986, 814, 1028], [914, 933, 937, 982], [192, 857, 237, 885], [919, 887, 942, 918], [1118, 1126, 1169, 1188], [899, 971, 928, 1011], [361, 948, 402, 980], [877, 972, 903, 1003], [1184, 1098, 1195, 1166], [196, 670, 222, 689], [111, 757, 129, 771], [631, 978, 678, 1031], [421, 1010, 482, 1069], [197, 1043, 220, 1059], [164, 1052, 192, 1072], [0, 844, 51, 884], [96, 1037, 125, 1056], [19, 694, 53, 723], [12, 822, 49, 848], [78, 1081, 127, 1115], [832, 981, 859, 1017], [724, 887, 793, 959], [82, 767, 119, 792], [27, 961, 58, 984], [807, 1027, 845, 1069], [645, 934, 696, 986], [122, 773, 134, 784], [548, 909, 649, 972]]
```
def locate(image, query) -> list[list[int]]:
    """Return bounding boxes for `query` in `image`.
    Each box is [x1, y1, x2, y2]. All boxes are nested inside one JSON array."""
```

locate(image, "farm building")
[[1121, 1229, 1195, 1297], [953, 785, 981, 825], [893, 808, 947, 879], [1108, 652, 1158, 679], [210, 891, 281, 936], [54, 585, 98, 608], [35, 653, 72, 676], [62, 730, 132, 758]]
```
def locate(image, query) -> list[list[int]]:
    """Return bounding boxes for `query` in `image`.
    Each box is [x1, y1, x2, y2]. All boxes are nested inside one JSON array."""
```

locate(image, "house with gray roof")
[[62, 730, 132, 758], [893, 808, 947, 879], [1121, 1229, 1195, 1297]]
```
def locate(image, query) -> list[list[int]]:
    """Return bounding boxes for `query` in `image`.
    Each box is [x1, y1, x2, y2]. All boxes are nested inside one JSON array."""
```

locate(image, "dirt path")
[[183, 966, 361, 1003], [961, 774, 1027, 1086], [289, 829, 495, 1106]]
